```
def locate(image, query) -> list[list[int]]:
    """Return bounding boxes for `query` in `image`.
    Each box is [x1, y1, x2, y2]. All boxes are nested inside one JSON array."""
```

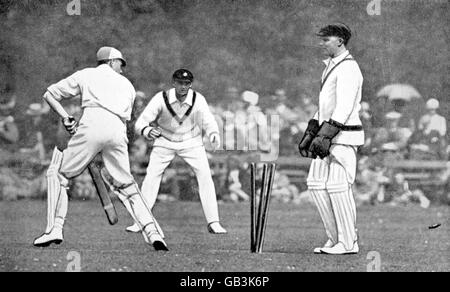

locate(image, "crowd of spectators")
[[0, 85, 448, 205]]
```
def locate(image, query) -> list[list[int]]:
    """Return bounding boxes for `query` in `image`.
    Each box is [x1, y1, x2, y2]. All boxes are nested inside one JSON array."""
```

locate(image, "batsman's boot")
[[143, 224, 169, 251], [207, 222, 227, 234], [33, 227, 63, 247], [320, 241, 359, 255], [125, 223, 141, 233], [313, 239, 334, 254]]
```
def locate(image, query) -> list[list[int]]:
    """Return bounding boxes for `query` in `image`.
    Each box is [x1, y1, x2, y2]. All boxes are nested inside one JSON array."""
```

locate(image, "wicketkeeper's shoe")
[[125, 223, 141, 233], [320, 242, 359, 255], [207, 222, 227, 234], [33, 228, 63, 247], [313, 239, 334, 254]]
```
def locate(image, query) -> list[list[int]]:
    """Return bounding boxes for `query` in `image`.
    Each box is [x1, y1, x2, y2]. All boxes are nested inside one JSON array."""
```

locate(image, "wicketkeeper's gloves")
[[298, 119, 320, 158], [62, 116, 77, 135], [308, 119, 341, 159]]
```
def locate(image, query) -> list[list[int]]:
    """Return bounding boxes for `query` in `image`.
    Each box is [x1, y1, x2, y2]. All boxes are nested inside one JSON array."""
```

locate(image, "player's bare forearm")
[[43, 91, 70, 119]]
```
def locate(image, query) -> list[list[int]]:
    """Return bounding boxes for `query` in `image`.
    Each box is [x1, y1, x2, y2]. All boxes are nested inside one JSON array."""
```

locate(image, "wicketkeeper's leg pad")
[[45, 147, 69, 233], [307, 159, 338, 244], [327, 160, 358, 250]]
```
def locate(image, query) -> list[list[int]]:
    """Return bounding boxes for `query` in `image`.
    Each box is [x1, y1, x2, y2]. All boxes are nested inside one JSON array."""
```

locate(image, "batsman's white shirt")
[[313, 50, 364, 146], [45, 64, 136, 183], [47, 64, 135, 121]]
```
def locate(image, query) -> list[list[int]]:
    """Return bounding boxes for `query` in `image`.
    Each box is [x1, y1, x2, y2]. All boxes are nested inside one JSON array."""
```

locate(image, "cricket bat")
[[87, 163, 119, 225]]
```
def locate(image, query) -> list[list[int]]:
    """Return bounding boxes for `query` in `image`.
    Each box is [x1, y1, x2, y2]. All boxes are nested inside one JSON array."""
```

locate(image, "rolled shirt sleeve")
[[196, 94, 219, 137], [46, 71, 83, 100], [135, 93, 162, 135]]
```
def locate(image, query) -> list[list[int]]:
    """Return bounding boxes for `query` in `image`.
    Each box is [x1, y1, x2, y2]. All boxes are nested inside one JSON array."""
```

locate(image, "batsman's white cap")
[[426, 98, 439, 110], [242, 90, 259, 106], [96, 46, 126, 66]]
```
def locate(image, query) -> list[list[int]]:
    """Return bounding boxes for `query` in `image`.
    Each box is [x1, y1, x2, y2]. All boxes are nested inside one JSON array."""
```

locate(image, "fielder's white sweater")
[[135, 88, 219, 150]]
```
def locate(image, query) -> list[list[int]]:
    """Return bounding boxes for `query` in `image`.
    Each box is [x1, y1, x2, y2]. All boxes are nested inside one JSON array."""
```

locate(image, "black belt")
[[329, 119, 363, 131], [340, 124, 363, 131]]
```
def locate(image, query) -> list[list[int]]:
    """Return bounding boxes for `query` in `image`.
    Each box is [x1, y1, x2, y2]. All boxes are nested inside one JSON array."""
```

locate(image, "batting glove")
[[62, 116, 77, 135]]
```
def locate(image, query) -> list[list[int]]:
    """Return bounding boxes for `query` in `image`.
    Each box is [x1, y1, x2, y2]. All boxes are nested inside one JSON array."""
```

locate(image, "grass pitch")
[[0, 200, 448, 272]]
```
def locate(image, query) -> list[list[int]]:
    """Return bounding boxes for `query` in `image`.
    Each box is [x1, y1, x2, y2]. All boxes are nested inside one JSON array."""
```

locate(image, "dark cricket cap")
[[316, 23, 352, 44], [173, 69, 194, 82]]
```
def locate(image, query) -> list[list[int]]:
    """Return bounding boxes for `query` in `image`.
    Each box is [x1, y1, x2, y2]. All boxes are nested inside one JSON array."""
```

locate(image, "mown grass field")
[[0, 200, 448, 272]]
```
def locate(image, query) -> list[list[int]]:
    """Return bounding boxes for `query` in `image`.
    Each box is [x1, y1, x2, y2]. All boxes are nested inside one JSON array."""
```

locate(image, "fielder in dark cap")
[[133, 68, 227, 235], [172, 68, 194, 83], [316, 23, 352, 46]]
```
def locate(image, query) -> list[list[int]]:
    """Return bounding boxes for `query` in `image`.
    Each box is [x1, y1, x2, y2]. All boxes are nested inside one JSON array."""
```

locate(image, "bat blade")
[[87, 164, 118, 225]]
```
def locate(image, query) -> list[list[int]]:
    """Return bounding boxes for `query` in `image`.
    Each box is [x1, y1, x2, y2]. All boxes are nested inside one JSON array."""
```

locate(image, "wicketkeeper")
[[298, 23, 364, 255], [130, 69, 227, 234], [33, 47, 168, 251]]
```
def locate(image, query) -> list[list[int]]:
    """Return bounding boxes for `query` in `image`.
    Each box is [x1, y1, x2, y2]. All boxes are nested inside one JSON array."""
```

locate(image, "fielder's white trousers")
[[307, 144, 358, 250], [141, 145, 220, 224]]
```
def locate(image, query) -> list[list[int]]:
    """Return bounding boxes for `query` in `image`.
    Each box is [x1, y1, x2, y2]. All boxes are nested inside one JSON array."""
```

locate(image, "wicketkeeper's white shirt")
[[313, 50, 365, 146]]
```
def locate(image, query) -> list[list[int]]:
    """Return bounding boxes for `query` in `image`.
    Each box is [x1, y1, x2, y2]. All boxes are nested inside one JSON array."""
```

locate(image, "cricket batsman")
[[298, 23, 364, 254], [33, 46, 168, 251], [130, 69, 227, 234]]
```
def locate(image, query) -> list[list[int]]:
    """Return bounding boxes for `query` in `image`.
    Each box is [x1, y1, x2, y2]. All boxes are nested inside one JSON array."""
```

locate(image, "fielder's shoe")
[[125, 223, 141, 233], [33, 228, 63, 247], [207, 222, 227, 234], [313, 239, 334, 254], [320, 242, 359, 255]]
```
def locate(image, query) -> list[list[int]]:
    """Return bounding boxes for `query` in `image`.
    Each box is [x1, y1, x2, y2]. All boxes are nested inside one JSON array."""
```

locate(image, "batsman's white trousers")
[[141, 145, 220, 224], [61, 107, 133, 184], [44, 107, 159, 234], [307, 144, 358, 250]]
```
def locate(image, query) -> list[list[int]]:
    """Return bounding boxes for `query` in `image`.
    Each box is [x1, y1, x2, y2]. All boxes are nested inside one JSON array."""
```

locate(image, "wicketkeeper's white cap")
[[96, 46, 126, 66]]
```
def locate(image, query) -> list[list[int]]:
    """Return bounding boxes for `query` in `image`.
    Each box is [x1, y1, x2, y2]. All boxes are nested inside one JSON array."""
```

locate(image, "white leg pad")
[[116, 182, 163, 236], [307, 159, 338, 244], [327, 161, 358, 250], [45, 147, 69, 233]]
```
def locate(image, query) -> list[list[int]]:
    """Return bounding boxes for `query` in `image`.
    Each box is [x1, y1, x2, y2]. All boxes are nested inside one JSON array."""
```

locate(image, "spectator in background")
[[408, 98, 447, 160], [383, 172, 430, 209], [270, 170, 300, 203], [390, 99, 416, 133], [418, 99, 446, 137], [273, 89, 297, 128], [242, 90, 270, 152], [372, 111, 412, 158], [354, 156, 389, 206], [221, 88, 247, 152], [0, 95, 19, 156], [19, 103, 49, 162], [224, 156, 249, 202], [359, 101, 374, 155]]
